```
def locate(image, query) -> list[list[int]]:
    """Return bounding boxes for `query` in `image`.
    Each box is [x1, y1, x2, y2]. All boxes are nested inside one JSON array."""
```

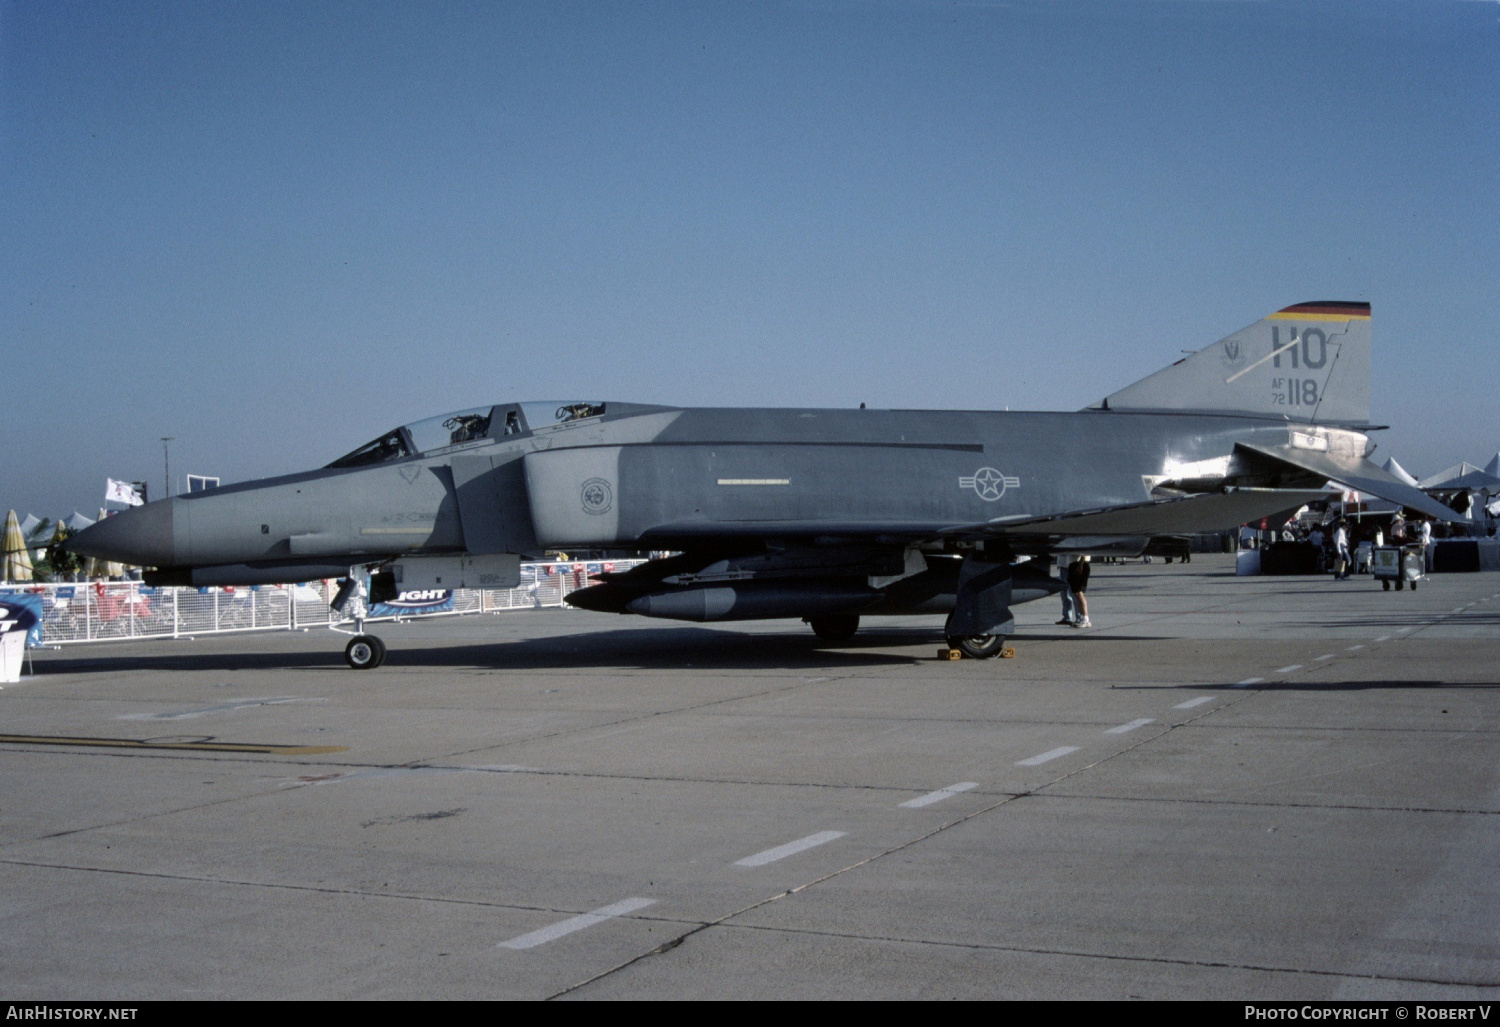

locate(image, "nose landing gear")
[[344, 634, 387, 669], [332, 572, 389, 669]]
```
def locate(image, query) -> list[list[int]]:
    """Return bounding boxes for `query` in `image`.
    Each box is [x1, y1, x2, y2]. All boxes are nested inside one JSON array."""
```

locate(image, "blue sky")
[[3, 0, 1497, 516]]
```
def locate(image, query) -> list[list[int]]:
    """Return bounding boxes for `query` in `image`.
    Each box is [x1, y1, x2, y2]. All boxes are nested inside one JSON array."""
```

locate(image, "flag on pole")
[[106, 479, 144, 506]]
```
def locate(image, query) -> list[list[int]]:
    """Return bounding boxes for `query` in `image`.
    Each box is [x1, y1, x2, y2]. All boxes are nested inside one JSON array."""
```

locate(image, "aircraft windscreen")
[[519, 401, 605, 430], [326, 429, 410, 469], [404, 407, 495, 454]]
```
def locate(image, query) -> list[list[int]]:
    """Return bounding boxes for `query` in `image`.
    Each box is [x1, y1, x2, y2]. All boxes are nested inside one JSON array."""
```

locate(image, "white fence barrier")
[[1, 560, 646, 646]]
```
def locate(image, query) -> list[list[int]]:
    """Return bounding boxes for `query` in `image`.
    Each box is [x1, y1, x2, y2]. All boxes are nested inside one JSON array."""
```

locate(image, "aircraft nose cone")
[[68, 499, 178, 567]]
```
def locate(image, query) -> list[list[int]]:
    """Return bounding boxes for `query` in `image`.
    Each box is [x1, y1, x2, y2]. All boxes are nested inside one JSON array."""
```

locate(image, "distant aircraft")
[[72, 301, 1455, 667]]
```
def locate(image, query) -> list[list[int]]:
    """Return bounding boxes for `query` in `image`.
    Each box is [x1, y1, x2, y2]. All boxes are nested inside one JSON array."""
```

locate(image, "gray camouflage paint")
[[71, 302, 1453, 627]]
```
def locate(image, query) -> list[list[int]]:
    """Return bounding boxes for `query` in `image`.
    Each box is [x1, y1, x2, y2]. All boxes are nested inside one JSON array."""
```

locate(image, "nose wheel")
[[345, 634, 387, 669]]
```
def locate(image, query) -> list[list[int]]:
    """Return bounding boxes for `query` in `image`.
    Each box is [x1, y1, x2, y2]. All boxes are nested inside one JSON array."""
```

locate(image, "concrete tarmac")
[[2, 554, 1498, 999]]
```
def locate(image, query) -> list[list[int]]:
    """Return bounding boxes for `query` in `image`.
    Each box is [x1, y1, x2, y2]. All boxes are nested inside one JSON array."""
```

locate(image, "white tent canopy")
[[1382, 457, 1420, 486], [1418, 462, 1500, 491]]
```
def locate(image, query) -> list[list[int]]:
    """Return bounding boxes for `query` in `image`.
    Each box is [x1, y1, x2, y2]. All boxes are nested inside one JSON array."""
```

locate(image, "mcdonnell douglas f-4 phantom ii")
[[72, 301, 1457, 667]]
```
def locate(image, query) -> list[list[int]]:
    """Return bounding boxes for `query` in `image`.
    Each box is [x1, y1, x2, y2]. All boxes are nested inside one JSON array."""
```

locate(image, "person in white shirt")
[[1333, 521, 1352, 580]]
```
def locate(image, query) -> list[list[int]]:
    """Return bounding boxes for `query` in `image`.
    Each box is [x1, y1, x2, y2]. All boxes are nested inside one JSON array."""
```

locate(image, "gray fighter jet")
[[72, 301, 1456, 667]]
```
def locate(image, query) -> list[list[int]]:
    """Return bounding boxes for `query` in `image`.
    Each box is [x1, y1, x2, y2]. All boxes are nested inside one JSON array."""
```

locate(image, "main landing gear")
[[946, 634, 1007, 659], [345, 633, 387, 669], [943, 548, 1015, 659], [807, 614, 860, 643]]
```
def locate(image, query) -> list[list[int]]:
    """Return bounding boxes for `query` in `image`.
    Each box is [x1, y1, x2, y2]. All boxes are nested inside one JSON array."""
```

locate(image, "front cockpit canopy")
[[325, 401, 606, 468], [326, 428, 409, 469]]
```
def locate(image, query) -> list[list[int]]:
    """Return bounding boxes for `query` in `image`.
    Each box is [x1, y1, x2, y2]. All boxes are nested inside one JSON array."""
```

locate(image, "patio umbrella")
[[3, 509, 34, 583]]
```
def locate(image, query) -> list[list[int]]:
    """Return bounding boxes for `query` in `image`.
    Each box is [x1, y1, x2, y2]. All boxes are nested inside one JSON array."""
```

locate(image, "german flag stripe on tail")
[[1268, 301, 1370, 321]]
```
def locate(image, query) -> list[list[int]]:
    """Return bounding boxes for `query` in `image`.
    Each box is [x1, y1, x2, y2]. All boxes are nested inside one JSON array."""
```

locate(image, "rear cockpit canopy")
[[519, 401, 605, 429], [325, 401, 606, 468]]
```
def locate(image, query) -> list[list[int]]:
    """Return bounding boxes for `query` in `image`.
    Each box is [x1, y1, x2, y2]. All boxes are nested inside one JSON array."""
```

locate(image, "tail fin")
[[1093, 301, 1371, 424]]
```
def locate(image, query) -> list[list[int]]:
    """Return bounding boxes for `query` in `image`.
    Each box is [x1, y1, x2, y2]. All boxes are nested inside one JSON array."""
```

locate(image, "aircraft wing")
[[641, 489, 1329, 545], [637, 520, 943, 544], [950, 488, 1329, 539], [1235, 442, 1461, 523]]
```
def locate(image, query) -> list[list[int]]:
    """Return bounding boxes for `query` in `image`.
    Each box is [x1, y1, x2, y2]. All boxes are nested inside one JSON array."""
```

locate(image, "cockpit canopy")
[[325, 402, 606, 469]]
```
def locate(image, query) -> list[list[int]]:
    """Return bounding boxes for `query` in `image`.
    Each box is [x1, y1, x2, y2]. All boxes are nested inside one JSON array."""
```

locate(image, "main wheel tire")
[[1410, 581, 1417, 591], [808, 614, 860, 643], [1382, 580, 1391, 591], [1396, 579, 1405, 591], [345, 635, 381, 670], [947, 634, 1006, 659]]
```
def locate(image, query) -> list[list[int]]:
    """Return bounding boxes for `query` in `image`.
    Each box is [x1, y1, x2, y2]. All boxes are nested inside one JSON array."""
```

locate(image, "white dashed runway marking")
[[1375, 636, 1391, 643], [1173, 696, 1216, 710], [497, 897, 656, 950], [1234, 678, 1264, 688], [1016, 746, 1080, 767], [1276, 665, 1303, 674], [1316, 654, 1335, 661], [1346, 645, 1364, 651], [735, 831, 846, 867], [900, 782, 979, 808], [1105, 718, 1155, 735]]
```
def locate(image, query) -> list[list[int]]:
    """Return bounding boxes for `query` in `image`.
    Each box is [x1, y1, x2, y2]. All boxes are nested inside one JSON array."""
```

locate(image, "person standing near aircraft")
[[1068, 556, 1092, 628], [1056, 557, 1077, 625], [1333, 520, 1352, 580]]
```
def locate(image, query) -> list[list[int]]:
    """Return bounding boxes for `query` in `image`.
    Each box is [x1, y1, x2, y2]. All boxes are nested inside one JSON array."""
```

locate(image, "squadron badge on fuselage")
[[581, 478, 614, 515], [960, 467, 1020, 502]]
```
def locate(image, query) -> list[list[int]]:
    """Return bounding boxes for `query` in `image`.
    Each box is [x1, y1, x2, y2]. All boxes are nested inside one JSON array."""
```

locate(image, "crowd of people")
[[1266, 511, 1435, 578], [1052, 510, 1454, 629]]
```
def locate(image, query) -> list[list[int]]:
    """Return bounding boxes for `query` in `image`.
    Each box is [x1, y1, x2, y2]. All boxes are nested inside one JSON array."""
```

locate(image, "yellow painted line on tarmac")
[[0, 734, 347, 756]]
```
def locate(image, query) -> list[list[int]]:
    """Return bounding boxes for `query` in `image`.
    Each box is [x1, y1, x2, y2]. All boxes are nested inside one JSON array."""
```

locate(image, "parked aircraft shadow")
[[386, 627, 928, 671], [34, 649, 347, 675], [35, 625, 932, 675]]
